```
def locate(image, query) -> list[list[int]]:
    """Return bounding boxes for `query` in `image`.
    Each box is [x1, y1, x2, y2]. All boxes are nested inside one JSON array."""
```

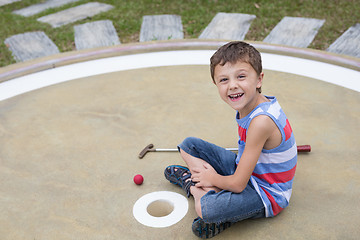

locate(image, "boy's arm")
[[192, 115, 278, 193]]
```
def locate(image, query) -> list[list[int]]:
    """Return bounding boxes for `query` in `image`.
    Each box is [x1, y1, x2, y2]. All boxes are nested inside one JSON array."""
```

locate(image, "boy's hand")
[[192, 162, 218, 188]]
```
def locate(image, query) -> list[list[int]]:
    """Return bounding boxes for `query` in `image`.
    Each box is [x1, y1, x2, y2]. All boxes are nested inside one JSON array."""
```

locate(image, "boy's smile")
[[214, 60, 265, 117], [228, 93, 244, 101]]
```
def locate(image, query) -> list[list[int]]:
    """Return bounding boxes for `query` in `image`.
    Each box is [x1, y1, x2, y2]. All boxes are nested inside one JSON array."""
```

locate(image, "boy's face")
[[213, 60, 264, 116]]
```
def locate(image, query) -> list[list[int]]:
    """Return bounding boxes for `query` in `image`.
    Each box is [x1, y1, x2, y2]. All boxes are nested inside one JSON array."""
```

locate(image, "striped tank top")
[[235, 96, 297, 217]]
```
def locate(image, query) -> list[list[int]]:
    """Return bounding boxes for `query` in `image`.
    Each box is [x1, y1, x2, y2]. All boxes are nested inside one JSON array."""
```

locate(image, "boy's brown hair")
[[210, 41, 263, 93]]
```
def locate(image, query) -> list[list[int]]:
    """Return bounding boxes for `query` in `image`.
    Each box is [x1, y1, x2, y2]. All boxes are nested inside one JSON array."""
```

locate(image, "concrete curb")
[[1, 39, 359, 83]]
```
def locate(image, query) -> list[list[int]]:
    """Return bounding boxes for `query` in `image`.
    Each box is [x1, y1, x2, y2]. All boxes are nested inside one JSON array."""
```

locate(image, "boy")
[[164, 41, 297, 238]]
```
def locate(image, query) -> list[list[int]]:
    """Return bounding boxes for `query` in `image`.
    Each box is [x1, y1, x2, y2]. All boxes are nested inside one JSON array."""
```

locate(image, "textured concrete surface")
[[13, 0, 80, 17], [37, 2, 114, 28], [0, 65, 359, 239], [4, 31, 59, 62], [199, 12, 256, 40], [327, 23, 360, 58], [140, 15, 184, 42], [74, 20, 120, 50], [263, 16, 325, 48]]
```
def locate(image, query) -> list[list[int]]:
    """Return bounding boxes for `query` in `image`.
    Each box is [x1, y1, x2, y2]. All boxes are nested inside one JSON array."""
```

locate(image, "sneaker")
[[192, 217, 233, 238]]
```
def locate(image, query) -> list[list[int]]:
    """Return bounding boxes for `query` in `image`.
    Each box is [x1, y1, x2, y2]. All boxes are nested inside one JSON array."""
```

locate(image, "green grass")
[[0, 0, 359, 67]]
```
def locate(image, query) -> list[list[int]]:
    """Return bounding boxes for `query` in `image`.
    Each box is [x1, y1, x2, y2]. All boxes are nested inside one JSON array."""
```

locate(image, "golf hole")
[[147, 200, 174, 217], [133, 191, 188, 228]]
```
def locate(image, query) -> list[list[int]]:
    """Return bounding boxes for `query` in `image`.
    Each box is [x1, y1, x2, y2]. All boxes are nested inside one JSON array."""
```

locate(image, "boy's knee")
[[179, 137, 205, 152], [178, 137, 193, 153], [181, 137, 200, 147]]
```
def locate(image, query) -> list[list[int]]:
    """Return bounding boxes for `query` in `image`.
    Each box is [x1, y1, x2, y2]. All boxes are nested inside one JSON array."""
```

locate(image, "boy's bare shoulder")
[[247, 115, 277, 143], [249, 114, 276, 133], [248, 114, 281, 150]]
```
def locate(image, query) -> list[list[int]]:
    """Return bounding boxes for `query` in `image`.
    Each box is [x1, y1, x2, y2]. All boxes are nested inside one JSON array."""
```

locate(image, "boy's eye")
[[219, 78, 228, 83], [238, 75, 245, 79]]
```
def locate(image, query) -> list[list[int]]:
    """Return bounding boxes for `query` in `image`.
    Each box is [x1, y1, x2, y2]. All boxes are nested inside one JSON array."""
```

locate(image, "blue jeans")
[[178, 137, 265, 223]]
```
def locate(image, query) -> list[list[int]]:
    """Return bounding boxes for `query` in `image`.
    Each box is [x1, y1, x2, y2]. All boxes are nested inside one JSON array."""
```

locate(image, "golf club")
[[138, 143, 311, 159]]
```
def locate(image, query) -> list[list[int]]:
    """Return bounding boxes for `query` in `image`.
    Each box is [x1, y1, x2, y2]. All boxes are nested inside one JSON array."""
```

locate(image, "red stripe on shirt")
[[238, 126, 246, 142], [262, 187, 283, 216], [283, 119, 293, 141], [252, 164, 297, 185]]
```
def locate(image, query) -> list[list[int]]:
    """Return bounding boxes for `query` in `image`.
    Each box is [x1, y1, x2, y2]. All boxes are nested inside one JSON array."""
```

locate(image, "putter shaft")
[[139, 144, 311, 159]]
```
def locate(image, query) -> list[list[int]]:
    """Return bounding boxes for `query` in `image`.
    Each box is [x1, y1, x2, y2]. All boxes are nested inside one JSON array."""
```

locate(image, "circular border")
[[0, 40, 359, 83], [133, 191, 188, 228], [0, 49, 359, 102]]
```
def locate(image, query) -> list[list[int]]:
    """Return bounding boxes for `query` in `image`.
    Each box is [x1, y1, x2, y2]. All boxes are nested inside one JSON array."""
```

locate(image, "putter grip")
[[297, 145, 311, 152]]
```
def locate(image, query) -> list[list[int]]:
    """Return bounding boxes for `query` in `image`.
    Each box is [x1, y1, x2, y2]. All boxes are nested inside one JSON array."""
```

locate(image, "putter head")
[[138, 144, 154, 159]]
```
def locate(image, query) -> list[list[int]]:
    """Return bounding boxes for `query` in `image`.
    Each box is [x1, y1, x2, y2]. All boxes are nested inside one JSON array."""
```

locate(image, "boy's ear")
[[257, 72, 264, 89]]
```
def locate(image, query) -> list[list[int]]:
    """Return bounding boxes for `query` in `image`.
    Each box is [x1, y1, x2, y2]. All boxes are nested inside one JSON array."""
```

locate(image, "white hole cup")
[[133, 191, 189, 228]]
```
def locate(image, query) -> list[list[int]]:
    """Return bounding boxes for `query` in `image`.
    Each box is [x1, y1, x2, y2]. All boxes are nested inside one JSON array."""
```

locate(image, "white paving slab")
[[13, 0, 80, 17], [4, 31, 59, 62], [0, 0, 21, 7], [140, 14, 183, 42], [37, 2, 114, 28], [263, 16, 325, 48], [199, 12, 256, 40], [327, 23, 360, 58], [74, 20, 120, 50]]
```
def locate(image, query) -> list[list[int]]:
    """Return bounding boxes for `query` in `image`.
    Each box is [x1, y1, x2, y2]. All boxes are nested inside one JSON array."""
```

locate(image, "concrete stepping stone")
[[327, 23, 360, 58], [199, 12, 256, 40], [4, 31, 59, 62], [13, 0, 80, 17], [140, 14, 183, 42], [263, 16, 325, 48], [0, 0, 21, 7], [74, 20, 120, 50], [37, 2, 114, 28]]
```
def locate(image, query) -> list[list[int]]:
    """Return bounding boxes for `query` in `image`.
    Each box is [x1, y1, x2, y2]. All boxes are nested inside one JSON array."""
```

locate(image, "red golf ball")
[[133, 174, 144, 185]]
